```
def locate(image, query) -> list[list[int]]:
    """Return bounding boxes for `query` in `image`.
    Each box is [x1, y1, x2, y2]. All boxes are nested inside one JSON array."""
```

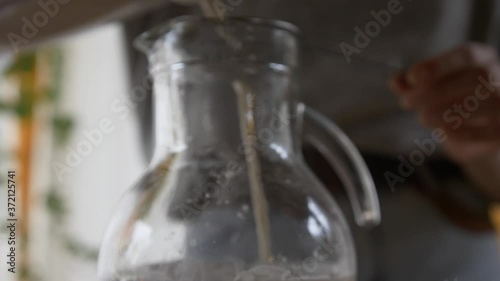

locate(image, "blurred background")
[[0, 22, 146, 281], [1, 1, 500, 281]]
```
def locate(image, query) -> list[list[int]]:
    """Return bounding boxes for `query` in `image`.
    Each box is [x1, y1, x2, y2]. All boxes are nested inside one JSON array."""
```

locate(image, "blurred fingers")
[[420, 95, 500, 125], [400, 64, 500, 109], [405, 43, 498, 86]]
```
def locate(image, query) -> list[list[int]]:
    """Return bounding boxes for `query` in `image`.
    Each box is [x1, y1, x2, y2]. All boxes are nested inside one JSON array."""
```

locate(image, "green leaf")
[[18, 265, 42, 281], [45, 190, 67, 222], [0, 101, 14, 112], [14, 98, 32, 117], [3, 52, 37, 75], [52, 115, 74, 146], [42, 86, 55, 102], [49, 49, 64, 101], [65, 238, 99, 261]]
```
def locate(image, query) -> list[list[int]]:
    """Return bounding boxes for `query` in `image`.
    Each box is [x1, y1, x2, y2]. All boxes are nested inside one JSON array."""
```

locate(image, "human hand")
[[390, 43, 500, 164]]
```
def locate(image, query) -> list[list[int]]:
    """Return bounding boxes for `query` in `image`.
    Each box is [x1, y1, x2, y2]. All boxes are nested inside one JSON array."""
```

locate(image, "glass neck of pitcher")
[[134, 17, 301, 164], [150, 64, 298, 163]]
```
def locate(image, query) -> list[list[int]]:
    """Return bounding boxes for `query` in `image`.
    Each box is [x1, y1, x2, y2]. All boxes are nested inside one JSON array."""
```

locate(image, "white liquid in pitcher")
[[106, 261, 354, 281]]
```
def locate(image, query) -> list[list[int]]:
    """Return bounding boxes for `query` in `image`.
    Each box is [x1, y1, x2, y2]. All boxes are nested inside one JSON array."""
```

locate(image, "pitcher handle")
[[298, 103, 381, 227]]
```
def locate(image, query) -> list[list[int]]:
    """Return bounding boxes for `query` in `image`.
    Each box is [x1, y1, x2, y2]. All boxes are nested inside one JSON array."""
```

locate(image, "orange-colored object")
[[491, 205, 500, 244], [13, 55, 38, 281]]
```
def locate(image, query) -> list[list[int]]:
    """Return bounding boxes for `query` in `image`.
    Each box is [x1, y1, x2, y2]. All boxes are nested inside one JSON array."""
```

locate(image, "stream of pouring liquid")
[[199, 0, 273, 263]]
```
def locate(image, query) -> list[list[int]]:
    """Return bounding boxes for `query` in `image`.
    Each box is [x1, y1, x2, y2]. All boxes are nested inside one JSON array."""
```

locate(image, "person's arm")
[[390, 43, 500, 199], [0, 0, 171, 53]]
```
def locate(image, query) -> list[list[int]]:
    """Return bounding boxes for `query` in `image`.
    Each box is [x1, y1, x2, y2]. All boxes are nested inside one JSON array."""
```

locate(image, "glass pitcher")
[[98, 16, 380, 281]]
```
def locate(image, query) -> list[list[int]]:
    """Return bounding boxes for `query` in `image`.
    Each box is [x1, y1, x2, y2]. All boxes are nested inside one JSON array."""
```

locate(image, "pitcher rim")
[[134, 15, 300, 53]]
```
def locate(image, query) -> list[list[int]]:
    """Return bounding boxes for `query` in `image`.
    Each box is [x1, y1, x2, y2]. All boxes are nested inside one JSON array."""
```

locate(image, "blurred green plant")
[[0, 49, 97, 280], [65, 238, 100, 261], [3, 53, 36, 75], [45, 189, 67, 223], [52, 115, 74, 146]]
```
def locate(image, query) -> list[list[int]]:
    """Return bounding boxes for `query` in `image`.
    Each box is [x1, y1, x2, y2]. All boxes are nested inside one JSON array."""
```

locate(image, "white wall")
[[55, 22, 147, 281]]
